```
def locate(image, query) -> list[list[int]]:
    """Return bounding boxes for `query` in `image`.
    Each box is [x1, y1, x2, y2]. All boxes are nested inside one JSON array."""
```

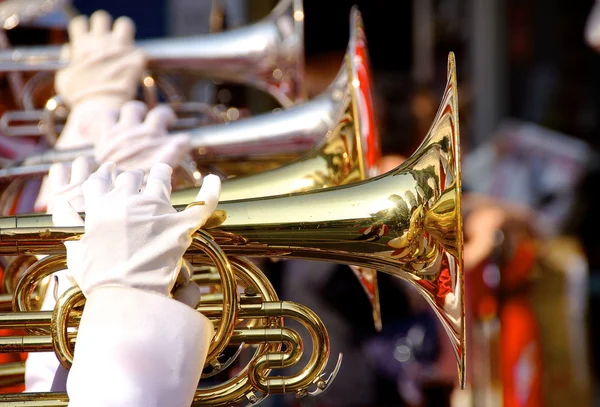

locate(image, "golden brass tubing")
[[0, 294, 11, 311], [0, 362, 25, 377], [0, 301, 324, 407]]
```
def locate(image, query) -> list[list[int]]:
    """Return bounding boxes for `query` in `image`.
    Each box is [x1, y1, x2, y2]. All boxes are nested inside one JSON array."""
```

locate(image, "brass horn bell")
[[0, 53, 465, 406]]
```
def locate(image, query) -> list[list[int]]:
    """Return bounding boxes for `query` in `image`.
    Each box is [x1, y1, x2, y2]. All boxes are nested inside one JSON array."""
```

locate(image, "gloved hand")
[[94, 101, 191, 172], [57, 161, 220, 299], [54, 10, 145, 150], [26, 160, 210, 395], [60, 162, 218, 407], [55, 10, 145, 110]]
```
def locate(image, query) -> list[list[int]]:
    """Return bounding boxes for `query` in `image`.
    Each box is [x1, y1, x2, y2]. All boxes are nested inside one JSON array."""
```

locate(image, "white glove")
[[55, 10, 145, 110], [36, 156, 91, 214], [63, 162, 218, 407], [26, 161, 211, 395], [94, 101, 191, 172], [61, 161, 220, 298], [54, 10, 145, 150], [26, 157, 92, 393]]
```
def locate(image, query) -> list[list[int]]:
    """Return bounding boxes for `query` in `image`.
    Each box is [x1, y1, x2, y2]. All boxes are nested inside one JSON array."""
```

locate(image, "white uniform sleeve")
[[66, 286, 212, 407]]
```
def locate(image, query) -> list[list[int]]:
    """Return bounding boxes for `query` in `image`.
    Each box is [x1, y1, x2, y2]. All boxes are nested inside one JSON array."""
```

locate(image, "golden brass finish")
[[170, 7, 385, 329], [0, 52, 464, 404], [0, 255, 337, 406]]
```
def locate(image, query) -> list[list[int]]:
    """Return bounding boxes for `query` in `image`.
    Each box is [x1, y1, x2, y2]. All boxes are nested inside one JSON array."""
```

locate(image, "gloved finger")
[[51, 198, 85, 227], [95, 126, 150, 165], [81, 161, 115, 202], [143, 163, 173, 201], [177, 174, 221, 230], [112, 16, 136, 46], [96, 136, 161, 172], [69, 156, 93, 186], [89, 10, 113, 36], [59, 43, 71, 61], [152, 134, 191, 167], [117, 101, 148, 129], [173, 282, 202, 309], [144, 105, 176, 132], [48, 162, 70, 194], [114, 168, 145, 195], [68, 15, 88, 41]]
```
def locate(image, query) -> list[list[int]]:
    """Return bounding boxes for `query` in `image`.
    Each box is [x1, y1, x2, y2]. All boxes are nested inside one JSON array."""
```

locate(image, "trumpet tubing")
[[0, 247, 338, 406]]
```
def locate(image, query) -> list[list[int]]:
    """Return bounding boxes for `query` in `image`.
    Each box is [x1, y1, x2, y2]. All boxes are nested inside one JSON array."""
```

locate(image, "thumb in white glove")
[[62, 161, 221, 299], [94, 101, 191, 172]]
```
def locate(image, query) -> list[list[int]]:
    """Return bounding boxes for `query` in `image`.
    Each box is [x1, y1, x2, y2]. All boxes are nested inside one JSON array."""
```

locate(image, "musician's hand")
[[55, 10, 145, 110], [56, 162, 221, 299], [94, 101, 191, 172]]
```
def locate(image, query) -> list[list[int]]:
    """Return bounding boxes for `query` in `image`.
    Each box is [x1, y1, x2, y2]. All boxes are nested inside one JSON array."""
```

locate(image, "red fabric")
[[501, 296, 543, 407]]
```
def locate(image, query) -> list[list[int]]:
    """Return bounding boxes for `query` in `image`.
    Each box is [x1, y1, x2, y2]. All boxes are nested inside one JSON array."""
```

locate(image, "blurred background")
[[3, 0, 600, 406]]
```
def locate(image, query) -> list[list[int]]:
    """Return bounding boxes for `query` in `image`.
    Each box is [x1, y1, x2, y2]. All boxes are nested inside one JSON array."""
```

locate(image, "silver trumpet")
[[0, 0, 306, 108], [0, 40, 352, 181]]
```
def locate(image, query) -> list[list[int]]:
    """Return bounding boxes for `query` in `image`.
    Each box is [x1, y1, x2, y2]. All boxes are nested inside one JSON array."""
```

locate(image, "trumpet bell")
[[0, 52, 465, 387], [172, 6, 380, 203], [209, 52, 465, 385], [0, 5, 364, 186], [171, 5, 384, 331]]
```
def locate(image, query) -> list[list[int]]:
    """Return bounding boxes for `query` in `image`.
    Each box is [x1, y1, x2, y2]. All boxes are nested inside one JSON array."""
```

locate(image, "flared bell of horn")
[[0, 0, 305, 107], [172, 6, 380, 203], [171, 6, 384, 330], [207, 52, 465, 386], [0, 52, 465, 386]]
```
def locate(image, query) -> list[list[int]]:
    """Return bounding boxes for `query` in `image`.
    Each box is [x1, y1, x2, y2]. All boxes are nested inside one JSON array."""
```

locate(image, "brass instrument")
[[170, 6, 384, 330], [0, 0, 305, 108], [0, 4, 383, 336], [173, 6, 380, 202], [0, 52, 464, 405], [0, 16, 355, 182]]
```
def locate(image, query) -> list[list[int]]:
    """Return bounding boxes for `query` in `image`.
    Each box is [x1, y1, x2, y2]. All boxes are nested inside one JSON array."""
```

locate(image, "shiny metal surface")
[[172, 7, 380, 203], [0, 0, 69, 30], [172, 7, 384, 331], [0, 245, 338, 406], [0, 53, 465, 401], [0, 72, 342, 180], [0, 21, 347, 182], [0, 0, 305, 108]]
